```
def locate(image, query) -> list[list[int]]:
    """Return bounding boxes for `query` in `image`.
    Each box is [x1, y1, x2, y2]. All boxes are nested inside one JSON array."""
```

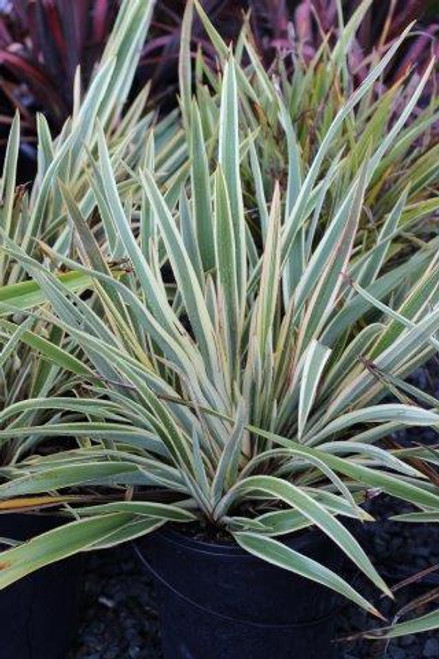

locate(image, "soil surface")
[[69, 362, 439, 659]]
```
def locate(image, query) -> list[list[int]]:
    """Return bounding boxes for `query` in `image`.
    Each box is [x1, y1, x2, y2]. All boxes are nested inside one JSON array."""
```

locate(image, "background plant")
[[144, 0, 438, 91], [0, 0, 118, 134], [1, 0, 437, 159], [0, 0, 189, 471], [186, 0, 439, 277]]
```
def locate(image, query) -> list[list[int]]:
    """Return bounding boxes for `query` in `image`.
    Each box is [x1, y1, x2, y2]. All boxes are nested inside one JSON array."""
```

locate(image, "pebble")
[[424, 638, 439, 657], [389, 648, 406, 659]]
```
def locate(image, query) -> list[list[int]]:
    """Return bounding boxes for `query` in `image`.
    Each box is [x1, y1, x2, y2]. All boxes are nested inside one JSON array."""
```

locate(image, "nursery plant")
[[0, 0, 167, 465], [0, 0, 195, 480], [0, 110, 92, 659], [0, 0, 188, 180], [2, 0, 437, 140], [0, 1, 186, 656], [0, 3, 439, 657], [142, 0, 438, 111], [0, 0, 119, 133], [188, 0, 439, 266]]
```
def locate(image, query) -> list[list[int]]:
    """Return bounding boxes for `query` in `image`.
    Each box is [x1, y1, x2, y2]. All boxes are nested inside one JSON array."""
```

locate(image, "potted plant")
[[0, 2, 179, 656], [188, 0, 439, 261], [0, 9, 439, 659], [0, 111, 92, 659]]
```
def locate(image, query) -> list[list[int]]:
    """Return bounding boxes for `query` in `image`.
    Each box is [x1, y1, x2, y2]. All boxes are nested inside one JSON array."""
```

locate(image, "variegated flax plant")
[[0, 0, 187, 471], [0, 0, 438, 628], [190, 0, 439, 260]]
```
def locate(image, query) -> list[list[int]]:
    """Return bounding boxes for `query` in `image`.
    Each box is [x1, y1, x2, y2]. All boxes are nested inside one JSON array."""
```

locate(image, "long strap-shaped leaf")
[[255, 183, 281, 356], [298, 339, 332, 439], [191, 101, 215, 271], [219, 58, 247, 309], [218, 474, 391, 597], [140, 169, 219, 380], [307, 404, 439, 446], [214, 166, 239, 380], [0, 462, 141, 498], [234, 532, 383, 618], [0, 513, 154, 589], [248, 427, 439, 511], [327, 304, 439, 417], [281, 23, 413, 266], [0, 111, 20, 279], [354, 607, 439, 640], [75, 501, 196, 522], [296, 157, 369, 354]]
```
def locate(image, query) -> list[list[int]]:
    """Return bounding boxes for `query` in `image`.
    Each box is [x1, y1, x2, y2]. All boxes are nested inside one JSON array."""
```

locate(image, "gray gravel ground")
[[69, 362, 439, 658]]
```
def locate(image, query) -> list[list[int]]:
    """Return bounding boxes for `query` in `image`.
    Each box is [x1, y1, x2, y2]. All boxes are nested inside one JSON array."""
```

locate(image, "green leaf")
[[298, 340, 332, 439], [281, 23, 414, 264], [212, 401, 246, 503], [391, 512, 439, 523], [179, 0, 194, 129], [0, 463, 140, 497], [0, 112, 20, 250], [297, 157, 369, 352], [140, 168, 219, 377], [311, 404, 439, 445], [0, 270, 93, 314], [234, 533, 384, 618], [0, 319, 89, 376], [76, 501, 196, 522], [247, 428, 439, 512], [225, 475, 391, 597], [191, 102, 215, 270], [0, 514, 142, 588], [357, 608, 439, 639], [255, 183, 281, 355], [87, 517, 164, 550], [214, 166, 239, 375], [219, 57, 246, 307], [356, 187, 409, 288]]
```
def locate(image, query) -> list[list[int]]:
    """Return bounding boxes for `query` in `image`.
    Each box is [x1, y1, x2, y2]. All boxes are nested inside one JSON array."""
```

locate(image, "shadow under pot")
[[136, 525, 346, 659], [0, 513, 82, 659]]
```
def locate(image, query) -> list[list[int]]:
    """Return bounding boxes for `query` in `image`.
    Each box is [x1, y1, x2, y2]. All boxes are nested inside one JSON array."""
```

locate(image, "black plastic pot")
[[137, 525, 346, 659], [0, 513, 82, 659]]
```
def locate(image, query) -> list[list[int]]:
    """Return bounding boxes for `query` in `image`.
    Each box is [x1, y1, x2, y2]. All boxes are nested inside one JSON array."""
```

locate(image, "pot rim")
[[154, 522, 323, 557]]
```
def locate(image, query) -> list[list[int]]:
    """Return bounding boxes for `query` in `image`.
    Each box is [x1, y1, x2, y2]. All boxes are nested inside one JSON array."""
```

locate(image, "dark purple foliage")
[[0, 0, 437, 141], [0, 0, 118, 133], [142, 0, 438, 106]]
